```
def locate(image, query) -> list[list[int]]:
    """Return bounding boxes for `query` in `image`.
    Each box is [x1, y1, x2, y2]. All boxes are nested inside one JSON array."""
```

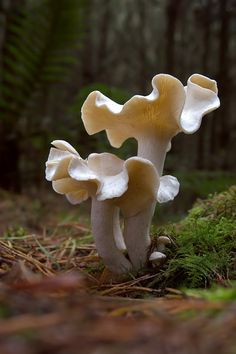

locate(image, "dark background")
[[0, 0, 235, 219]]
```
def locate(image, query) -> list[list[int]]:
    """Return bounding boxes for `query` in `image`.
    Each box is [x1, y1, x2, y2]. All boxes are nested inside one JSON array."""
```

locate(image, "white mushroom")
[[46, 140, 159, 273], [148, 236, 172, 268], [116, 157, 159, 270], [157, 175, 180, 204], [149, 251, 166, 266], [46, 74, 220, 273], [156, 236, 172, 253], [81, 73, 220, 176], [81, 74, 220, 268]]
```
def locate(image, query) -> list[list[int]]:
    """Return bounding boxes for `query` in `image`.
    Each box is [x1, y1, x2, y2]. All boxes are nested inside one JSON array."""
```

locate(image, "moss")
[[3, 226, 26, 238], [154, 171, 236, 223], [0, 304, 10, 319], [185, 284, 236, 301], [153, 186, 236, 288]]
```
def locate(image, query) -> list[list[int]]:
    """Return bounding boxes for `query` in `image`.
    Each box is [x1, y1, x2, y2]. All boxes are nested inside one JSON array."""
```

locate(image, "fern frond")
[[156, 187, 236, 288], [0, 0, 87, 122]]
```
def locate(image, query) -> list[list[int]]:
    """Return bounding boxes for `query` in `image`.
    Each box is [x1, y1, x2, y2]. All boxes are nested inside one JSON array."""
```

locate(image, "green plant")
[[153, 186, 236, 288], [0, 0, 87, 191], [3, 226, 26, 239], [185, 284, 236, 301]]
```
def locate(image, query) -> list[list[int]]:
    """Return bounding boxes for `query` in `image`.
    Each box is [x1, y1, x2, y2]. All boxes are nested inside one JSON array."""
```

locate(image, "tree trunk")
[[196, 0, 212, 170], [0, 123, 21, 192], [0, 1, 22, 192], [165, 0, 182, 74], [95, 0, 111, 82], [137, 0, 147, 92], [211, 0, 230, 169], [81, 0, 94, 85]]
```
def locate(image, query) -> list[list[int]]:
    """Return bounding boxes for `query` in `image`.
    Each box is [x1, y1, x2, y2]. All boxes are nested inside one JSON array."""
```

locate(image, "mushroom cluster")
[[46, 73, 220, 274]]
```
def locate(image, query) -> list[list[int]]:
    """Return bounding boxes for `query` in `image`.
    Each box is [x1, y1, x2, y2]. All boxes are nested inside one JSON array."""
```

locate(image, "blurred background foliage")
[[0, 0, 235, 218]]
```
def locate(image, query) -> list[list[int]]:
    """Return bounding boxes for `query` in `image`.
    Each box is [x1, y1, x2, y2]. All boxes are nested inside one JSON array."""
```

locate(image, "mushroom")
[[81, 74, 219, 268], [156, 236, 172, 253], [148, 236, 171, 268], [81, 73, 220, 176], [46, 140, 159, 273], [149, 251, 166, 267]]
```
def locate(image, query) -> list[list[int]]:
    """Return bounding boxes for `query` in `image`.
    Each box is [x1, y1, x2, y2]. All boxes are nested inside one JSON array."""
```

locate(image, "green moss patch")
[[153, 186, 236, 288]]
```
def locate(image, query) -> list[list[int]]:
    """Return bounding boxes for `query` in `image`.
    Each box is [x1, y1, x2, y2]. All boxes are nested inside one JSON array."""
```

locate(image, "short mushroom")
[[156, 236, 172, 253], [149, 251, 166, 267], [46, 140, 159, 273]]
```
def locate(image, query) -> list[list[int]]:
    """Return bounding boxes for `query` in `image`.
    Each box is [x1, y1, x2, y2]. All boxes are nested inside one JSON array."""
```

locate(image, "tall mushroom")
[[81, 74, 220, 266], [81, 73, 220, 176], [46, 140, 159, 273]]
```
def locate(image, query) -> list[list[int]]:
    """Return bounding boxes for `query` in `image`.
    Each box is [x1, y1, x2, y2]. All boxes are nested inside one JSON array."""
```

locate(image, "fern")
[[154, 187, 236, 288], [0, 0, 87, 190], [0, 0, 86, 122]]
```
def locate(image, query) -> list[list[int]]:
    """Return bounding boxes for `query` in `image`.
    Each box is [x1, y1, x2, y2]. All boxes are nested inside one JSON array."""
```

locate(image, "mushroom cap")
[[157, 236, 171, 245], [46, 140, 159, 215], [81, 74, 185, 147], [149, 251, 166, 265], [46, 140, 98, 204], [45, 140, 80, 181], [81, 73, 220, 148], [116, 157, 159, 217], [157, 175, 180, 203], [180, 74, 220, 134], [69, 153, 129, 201]]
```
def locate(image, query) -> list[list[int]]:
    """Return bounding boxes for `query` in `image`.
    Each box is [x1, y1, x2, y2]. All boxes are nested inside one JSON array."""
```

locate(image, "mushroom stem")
[[91, 198, 131, 273], [113, 207, 126, 251], [137, 133, 170, 175], [123, 201, 155, 271], [133, 135, 170, 270]]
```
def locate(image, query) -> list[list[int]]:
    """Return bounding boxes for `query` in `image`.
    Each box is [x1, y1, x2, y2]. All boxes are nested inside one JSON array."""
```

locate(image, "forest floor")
[[0, 188, 236, 354]]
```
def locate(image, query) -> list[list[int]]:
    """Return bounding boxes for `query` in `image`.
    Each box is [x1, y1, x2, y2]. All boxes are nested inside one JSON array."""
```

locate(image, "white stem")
[[113, 207, 126, 251], [123, 201, 155, 271], [91, 198, 131, 273], [137, 133, 170, 175], [122, 134, 169, 271]]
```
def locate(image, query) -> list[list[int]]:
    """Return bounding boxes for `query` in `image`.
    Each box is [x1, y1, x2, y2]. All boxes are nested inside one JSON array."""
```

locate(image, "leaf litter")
[[0, 189, 236, 354]]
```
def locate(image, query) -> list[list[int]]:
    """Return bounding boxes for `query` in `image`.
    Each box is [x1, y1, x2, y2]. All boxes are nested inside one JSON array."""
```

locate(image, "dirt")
[[0, 190, 236, 354]]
